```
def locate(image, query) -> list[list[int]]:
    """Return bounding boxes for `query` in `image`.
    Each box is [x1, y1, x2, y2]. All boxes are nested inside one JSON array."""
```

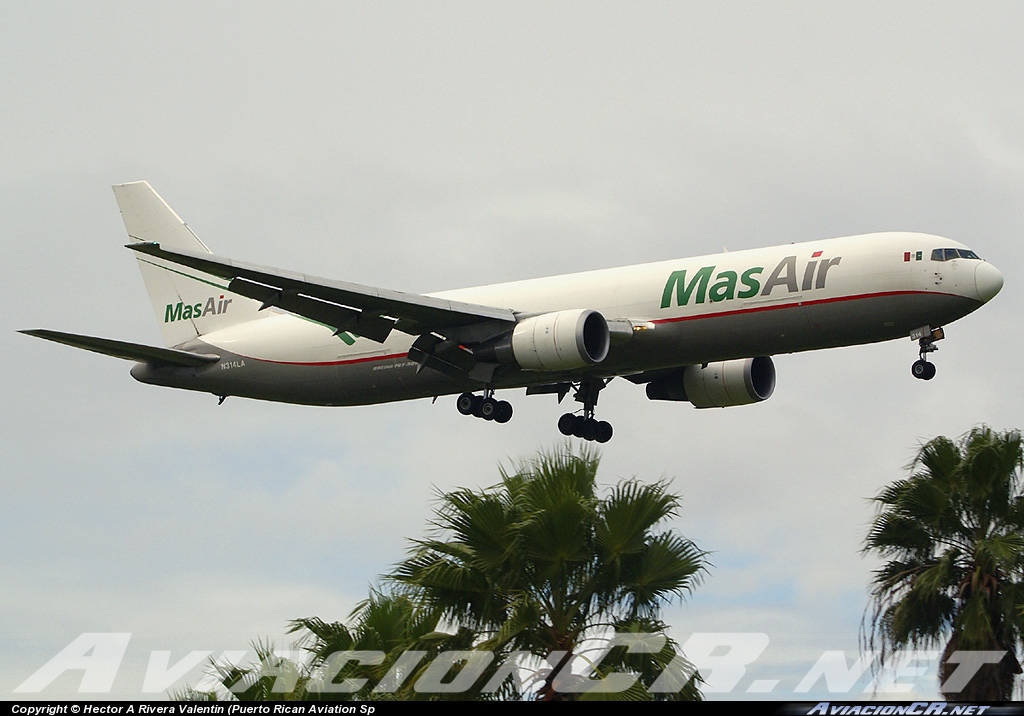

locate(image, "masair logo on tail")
[[164, 295, 233, 323], [661, 251, 842, 308]]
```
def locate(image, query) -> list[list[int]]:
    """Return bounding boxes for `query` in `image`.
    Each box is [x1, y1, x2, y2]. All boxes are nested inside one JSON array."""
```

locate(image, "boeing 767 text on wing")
[[22, 182, 1003, 442]]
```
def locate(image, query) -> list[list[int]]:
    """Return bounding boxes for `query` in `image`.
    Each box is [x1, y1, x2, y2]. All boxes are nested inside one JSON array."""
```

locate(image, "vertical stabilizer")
[[113, 182, 262, 347]]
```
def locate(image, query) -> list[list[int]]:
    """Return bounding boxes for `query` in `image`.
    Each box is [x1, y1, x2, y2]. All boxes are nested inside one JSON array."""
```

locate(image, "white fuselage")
[[131, 231, 1001, 406]]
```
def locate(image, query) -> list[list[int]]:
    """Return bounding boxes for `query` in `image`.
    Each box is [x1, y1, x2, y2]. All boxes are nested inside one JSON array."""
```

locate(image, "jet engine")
[[646, 356, 776, 408], [479, 309, 610, 371]]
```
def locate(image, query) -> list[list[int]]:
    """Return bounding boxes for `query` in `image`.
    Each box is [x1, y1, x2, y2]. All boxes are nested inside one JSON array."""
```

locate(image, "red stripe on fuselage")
[[250, 352, 411, 367], [230, 290, 965, 366], [650, 290, 951, 326]]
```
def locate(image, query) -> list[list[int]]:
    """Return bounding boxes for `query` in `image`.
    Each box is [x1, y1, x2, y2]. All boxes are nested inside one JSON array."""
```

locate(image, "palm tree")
[[176, 593, 483, 701], [864, 426, 1024, 700], [171, 639, 310, 701], [390, 444, 708, 700], [290, 590, 491, 700], [173, 446, 706, 701]]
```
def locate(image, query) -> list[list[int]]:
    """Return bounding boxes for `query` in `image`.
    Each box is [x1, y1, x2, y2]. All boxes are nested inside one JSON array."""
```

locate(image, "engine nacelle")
[[646, 356, 776, 408], [506, 309, 611, 371]]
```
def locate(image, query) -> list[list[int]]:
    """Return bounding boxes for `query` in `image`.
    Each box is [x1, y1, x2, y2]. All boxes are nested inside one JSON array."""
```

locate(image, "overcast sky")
[[3, 1, 1023, 701]]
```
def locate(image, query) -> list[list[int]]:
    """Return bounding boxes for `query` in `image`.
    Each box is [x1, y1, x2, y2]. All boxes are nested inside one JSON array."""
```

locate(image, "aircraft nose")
[[974, 260, 1004, 302]]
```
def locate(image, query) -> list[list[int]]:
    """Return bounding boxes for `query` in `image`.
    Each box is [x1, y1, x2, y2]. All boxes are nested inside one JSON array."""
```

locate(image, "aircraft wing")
[[127, 242, 516, 343], [20, 329, 220, 367]]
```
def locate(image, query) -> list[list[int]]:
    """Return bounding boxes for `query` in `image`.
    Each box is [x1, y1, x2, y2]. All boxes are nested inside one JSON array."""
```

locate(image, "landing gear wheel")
[[571, 416, 589, 439], [557, 413, 614, 442], [911, 360, 927, 379], [581, 418, 599, 441], [480, 397, 498, 420], [912, 360, 936, 381], [558, 413, 576, 436], [457, 392, 515, 424], [494, 400, 513, 423], [555, 379, 616, 442], [470, 395, 484, 417], [456, 392, 476, 415]]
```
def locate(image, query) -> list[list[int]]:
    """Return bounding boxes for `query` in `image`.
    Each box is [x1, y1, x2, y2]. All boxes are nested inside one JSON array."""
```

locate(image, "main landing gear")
[[557, 379, 613, 443], [558, 414, 613, 443], [455, 378, 615, 443], [911, 326, 944, 381], [456, 389, 513, 424]]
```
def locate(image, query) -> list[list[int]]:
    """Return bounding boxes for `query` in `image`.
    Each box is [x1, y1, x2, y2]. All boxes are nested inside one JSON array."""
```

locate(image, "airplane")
[[21, 182, 1004, 443]]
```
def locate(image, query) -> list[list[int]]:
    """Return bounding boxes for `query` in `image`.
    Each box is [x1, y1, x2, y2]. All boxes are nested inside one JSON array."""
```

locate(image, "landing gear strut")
[[557, 379, 613, 443], [456, 388, 513, 424], [910, 326, 943, 381]]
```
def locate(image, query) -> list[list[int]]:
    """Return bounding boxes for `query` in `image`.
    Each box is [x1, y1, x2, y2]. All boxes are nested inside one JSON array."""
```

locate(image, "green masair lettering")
[[164, 302, 183, 323], [660, 265, 715, 308], [661, 254, 840, 309], [708, 270, 737, 302], [738, 267, 762, 298], [164, 296, 234, 323], [164, 301, 202, 323]]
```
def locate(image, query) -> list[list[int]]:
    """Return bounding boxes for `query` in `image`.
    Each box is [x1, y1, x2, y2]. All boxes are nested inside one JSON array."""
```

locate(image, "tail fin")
[[113, 182, 262, 347]]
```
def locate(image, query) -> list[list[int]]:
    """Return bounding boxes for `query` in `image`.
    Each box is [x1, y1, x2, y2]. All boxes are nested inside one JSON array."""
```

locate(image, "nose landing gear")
[[910, 326, 944, 381]]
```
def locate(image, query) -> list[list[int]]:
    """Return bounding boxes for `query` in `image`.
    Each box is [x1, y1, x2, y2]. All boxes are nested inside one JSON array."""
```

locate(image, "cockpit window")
[[931, 248, 982, 261]]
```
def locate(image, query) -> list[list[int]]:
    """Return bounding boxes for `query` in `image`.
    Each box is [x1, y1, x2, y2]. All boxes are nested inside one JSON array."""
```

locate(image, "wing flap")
[[127, 242, 516, 342], [228, 277, 396, 343], [20, 329, 220, 367]]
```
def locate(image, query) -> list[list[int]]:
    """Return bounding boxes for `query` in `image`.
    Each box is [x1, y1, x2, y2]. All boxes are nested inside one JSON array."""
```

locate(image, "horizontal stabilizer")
[[19, 329, 220, 367]]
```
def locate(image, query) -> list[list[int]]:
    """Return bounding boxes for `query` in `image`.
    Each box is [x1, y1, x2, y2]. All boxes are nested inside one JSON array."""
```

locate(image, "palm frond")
[[864, 426, 1024, 699], [388, 443, 707, 700]]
